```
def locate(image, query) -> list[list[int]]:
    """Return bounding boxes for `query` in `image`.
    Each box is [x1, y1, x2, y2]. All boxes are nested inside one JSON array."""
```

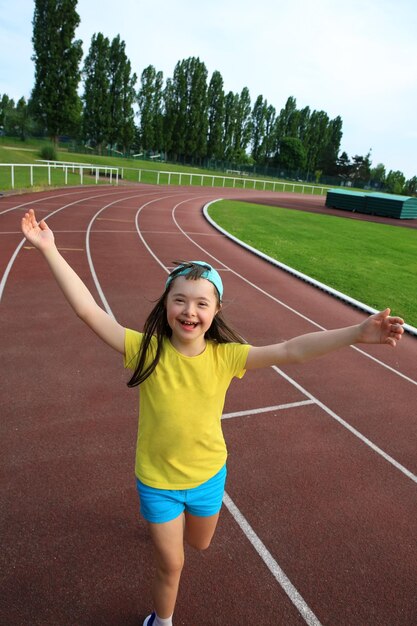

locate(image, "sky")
[[1, 0, 416, 178]]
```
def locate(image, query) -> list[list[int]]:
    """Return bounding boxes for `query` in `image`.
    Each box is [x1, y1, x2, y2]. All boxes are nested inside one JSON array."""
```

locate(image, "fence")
[[0, 161, 329, 196], [118, 166, 328, 195], [0, 162, 119, 190]]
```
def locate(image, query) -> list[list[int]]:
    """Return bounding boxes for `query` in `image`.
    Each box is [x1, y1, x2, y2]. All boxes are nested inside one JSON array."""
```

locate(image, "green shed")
[[366, 193, 417, 219], [325, 189, 417, 219], [325, 189, 367, 212]]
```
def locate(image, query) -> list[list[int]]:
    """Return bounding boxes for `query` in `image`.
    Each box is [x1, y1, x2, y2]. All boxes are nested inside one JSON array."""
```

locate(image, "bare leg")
[[148, 514, 185, 619], [184, 511, 220, 550], [147, 511, 221, 618]]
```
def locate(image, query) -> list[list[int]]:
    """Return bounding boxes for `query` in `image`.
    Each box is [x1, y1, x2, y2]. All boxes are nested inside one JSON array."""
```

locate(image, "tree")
[[169, 60, 188, 160], [251, 95, 267, 162], [117, 57, 137, 153], [0, 94, 15, 130], [107, 35, 137, 152], [167, 57, 208, 162], [137, 67, 164, 153], [223, 91, 238, 161], [277, 136, 306, 172], [370, 163, 386, 188], [138, 65, 158, 151], [336, 151, 352, 181], [404, 176, 417, 196], [297, 106, 311, 143], [385, 170, 405, 195], [318, 116, 343, 175], [184, 57, 208, 162], [207, 70, 225, 161], [274, 96, 298, 142], [351, 152, 372, 183], [233, 87, 252, 161], [82, 33, 136, 153], [152, 71, 164, 153], [162, 78, 176, 156], [4, 97, 36, 140], [259, 104, 276, 164], [82, 33, 111, 152], [304, 110, 330, 175], [31, 0, 83, 143]]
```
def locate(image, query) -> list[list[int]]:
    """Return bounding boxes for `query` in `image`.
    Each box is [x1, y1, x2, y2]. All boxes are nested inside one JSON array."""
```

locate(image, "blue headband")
[[165, 261, 223, 301]]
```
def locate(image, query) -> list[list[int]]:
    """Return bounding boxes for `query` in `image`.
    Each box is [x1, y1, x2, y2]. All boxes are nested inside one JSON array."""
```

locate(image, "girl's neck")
[[169, 335, 207, 357]]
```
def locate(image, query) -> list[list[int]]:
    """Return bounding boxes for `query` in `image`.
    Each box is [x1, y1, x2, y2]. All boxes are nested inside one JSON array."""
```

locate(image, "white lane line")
[[96, 217, 133, 222], [222, 400, 314, 420], [272, 365, 417, 484], [223, 493, 323, 626], [351, 345, 417, 387], [0, 239, 26, 301], [136, 230, 223, 236]]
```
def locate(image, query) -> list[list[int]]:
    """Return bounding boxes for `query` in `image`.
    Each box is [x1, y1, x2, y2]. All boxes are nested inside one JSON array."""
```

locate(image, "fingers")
[[21, 212, 31, 234], [389, 316, 404, 326], [21, 209, 49, 232], [385, 321, 404, 347]]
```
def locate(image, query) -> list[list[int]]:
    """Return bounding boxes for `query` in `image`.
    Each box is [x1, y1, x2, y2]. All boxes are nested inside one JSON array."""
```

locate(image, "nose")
[[183, 301, 196, 317]]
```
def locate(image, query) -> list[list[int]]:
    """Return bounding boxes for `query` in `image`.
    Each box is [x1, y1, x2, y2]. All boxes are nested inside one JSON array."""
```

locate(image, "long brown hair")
[[127, 262, 245, 387]]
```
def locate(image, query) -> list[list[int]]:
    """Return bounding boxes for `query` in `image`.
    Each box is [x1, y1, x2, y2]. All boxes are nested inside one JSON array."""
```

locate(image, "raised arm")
[[21, 209, 125, 354], [245, 309, 405, 370]]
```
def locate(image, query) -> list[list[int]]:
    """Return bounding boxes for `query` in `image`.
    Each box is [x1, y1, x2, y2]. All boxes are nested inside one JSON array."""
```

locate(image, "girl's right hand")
[[21, 209, 55, 251]]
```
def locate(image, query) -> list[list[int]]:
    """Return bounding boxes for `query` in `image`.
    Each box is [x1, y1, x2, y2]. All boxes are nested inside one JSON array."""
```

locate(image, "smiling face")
[[165, 276, 220, 354]]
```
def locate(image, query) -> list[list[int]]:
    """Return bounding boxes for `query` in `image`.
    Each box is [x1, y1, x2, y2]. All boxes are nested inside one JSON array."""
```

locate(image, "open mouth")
[[180, 320, 198, 328]]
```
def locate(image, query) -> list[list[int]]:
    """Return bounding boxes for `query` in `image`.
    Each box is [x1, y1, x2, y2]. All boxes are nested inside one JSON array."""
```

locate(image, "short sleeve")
[[219, 342, 251, 379], [233, 343, 251, 378], [124, 328, 143, 369]]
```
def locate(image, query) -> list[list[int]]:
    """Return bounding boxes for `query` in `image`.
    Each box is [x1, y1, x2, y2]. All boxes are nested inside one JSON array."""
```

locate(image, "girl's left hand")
[[359, 308, 404, 347]]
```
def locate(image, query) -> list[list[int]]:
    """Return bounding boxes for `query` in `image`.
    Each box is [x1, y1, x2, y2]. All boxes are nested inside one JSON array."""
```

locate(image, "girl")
[[21, 208, 404, 626]]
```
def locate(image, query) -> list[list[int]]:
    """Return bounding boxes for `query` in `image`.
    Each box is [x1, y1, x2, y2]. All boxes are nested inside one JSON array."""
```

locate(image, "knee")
[[157, 554, 185, 578]]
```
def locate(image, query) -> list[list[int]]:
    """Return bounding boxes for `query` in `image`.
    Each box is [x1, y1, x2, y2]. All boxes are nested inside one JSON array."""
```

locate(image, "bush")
[[39, 145, 57, 161]]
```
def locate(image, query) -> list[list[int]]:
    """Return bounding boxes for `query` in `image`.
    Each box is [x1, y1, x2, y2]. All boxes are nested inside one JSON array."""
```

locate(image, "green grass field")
[[208, 200, 416, 327]]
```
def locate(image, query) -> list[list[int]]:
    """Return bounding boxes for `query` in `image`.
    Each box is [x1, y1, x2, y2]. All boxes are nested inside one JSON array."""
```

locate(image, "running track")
[[1, 185, 416, 626]]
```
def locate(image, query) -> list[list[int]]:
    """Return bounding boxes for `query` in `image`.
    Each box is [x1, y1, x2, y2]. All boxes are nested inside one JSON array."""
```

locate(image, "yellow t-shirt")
[[124, 329, 251, 489]]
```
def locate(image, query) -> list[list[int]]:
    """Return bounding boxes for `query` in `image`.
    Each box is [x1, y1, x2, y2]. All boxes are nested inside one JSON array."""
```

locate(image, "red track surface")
[[1, 185, 416, 626]]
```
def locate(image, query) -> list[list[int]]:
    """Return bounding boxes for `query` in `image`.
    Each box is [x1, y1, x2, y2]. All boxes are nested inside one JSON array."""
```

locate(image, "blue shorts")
[[136, 464, 227, 524]]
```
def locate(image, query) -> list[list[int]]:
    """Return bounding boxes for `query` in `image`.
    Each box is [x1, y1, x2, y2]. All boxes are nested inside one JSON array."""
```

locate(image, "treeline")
[[0, 0, 415, 195]]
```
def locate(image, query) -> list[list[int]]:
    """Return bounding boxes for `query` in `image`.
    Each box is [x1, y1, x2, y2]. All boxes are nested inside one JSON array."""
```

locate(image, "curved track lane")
[[1, 185, 416, 626]]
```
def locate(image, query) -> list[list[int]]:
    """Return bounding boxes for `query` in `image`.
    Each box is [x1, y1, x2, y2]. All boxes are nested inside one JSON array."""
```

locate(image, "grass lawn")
[[208, 200, 416, 327]]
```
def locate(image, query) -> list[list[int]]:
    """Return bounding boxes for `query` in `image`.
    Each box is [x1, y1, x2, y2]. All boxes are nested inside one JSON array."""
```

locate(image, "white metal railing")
[[118, 166, 328, 195], [0, 161, 327, 196], [0, 162, 119, 189]]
